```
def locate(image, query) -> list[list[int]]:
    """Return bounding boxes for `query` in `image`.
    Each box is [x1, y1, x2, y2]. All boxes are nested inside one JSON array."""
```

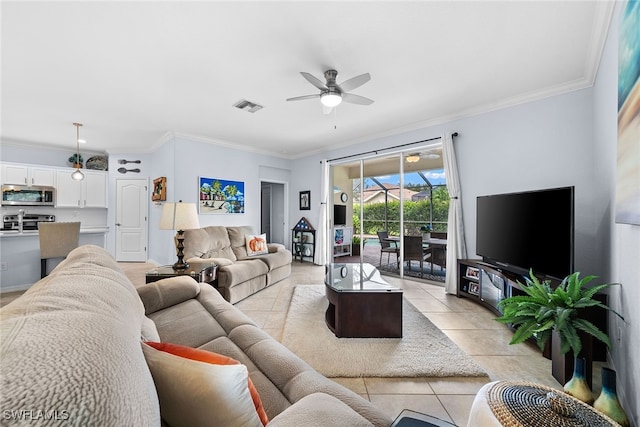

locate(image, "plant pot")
[[563, 356, 594, 404], [352, 244, 360, 256], [594, 368, 630, 427], [551, 329, 594, 387]]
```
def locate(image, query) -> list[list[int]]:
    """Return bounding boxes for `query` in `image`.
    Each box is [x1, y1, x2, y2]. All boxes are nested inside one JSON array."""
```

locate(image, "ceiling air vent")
[[233, 99, 263, 113]]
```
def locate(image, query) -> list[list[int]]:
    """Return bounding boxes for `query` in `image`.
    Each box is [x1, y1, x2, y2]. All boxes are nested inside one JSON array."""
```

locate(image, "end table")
[[145, 264, 217, 286]]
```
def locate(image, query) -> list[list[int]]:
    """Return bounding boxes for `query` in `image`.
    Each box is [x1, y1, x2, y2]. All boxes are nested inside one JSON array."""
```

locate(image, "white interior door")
[[115, 179, 148, 261]]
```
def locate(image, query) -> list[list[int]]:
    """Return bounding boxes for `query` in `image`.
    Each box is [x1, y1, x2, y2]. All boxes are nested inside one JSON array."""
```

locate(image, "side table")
[[145, 264, 217, 286]]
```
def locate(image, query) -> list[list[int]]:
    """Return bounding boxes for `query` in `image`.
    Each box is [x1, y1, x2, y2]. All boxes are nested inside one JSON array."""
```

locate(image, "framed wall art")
[[199, 177, 245, 214], [152, 177, 167, 201], [299, 190, 310, 210], [616, 1, 640, 225]]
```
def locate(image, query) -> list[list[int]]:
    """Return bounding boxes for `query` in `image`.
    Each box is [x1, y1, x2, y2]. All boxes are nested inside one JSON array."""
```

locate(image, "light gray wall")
[[145, 139, 178, 265], [295, 87, 598, 273], [593, 3, 639, 423], [0, 139, 105, 167], [147, 135, 293, 266]]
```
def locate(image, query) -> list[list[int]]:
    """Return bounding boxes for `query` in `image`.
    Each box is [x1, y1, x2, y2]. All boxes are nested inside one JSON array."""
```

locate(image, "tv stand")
[[457, 259, 525, 315], [457, 258, 609, 378]]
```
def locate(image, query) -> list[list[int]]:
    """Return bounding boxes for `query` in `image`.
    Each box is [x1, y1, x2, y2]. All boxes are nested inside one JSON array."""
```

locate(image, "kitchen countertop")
[[0, 226, 109, 237]]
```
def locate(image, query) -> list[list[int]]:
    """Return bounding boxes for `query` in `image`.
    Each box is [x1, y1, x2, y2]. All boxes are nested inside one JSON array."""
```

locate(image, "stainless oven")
[[2, 213, 56, 232]]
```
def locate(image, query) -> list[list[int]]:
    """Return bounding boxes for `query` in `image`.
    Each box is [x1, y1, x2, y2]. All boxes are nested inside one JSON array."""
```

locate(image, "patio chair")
[[377, 231, 399, 267], [403, 235, 432, 278], [429, 232, 447, 272]]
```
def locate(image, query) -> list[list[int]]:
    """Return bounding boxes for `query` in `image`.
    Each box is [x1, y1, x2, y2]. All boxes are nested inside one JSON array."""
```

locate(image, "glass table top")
[[146, 264, 215, 276], [325, 262, 401, 292]]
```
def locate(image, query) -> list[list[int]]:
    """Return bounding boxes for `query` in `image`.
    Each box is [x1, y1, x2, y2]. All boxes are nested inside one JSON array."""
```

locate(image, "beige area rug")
[[282, 285, 488, 378]]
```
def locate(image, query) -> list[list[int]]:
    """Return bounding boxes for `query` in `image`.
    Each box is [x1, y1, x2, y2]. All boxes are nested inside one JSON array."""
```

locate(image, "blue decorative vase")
[[563, 357, 594, 404], [593, 367, 630, 427]]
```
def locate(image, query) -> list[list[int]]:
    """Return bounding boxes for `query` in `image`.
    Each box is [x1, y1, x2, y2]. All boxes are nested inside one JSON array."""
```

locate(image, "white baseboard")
[[1, 282, 32, 293]]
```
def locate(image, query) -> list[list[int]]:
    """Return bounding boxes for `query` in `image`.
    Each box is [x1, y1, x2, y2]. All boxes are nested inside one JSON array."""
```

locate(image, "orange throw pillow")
[[146, 342, 268, 426]]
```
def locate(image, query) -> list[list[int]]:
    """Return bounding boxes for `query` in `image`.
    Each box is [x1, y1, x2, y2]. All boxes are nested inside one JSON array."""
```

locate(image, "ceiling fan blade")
[[338, 73, 371, 92], [286, 94, 320, 102], [300, 72, 328, 90], [342, 93, 374, 105]]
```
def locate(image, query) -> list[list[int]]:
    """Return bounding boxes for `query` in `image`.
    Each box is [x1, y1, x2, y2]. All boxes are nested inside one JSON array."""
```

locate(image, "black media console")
[[456, 259, 527, 315], [456, 258, 609, 381]]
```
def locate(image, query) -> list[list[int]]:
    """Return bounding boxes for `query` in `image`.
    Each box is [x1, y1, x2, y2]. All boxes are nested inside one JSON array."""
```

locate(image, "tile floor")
[[233, 261, 565, 426], [2, 260, 579, 426]]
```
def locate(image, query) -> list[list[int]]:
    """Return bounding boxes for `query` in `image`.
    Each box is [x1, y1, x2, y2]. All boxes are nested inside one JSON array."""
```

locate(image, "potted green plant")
[[496, 271, 623, 385], [419, 224, 432, 239], [351, 235, 361, 256], [68, 153, 84, 168]]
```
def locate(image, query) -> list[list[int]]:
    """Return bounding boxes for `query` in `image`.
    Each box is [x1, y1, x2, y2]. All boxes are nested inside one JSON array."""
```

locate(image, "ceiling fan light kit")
[[321, 92, 342, 107]]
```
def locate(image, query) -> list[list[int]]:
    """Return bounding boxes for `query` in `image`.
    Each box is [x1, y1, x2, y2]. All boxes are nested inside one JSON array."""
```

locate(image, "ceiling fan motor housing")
[[324, 69, 339, 88]]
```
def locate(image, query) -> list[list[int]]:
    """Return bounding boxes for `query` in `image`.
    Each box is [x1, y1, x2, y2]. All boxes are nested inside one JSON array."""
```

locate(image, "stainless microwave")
[[1, 185, 55, 206]]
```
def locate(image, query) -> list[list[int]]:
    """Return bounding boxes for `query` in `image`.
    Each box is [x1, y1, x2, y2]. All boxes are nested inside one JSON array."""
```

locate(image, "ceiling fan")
[[286, 70, 374, 112]]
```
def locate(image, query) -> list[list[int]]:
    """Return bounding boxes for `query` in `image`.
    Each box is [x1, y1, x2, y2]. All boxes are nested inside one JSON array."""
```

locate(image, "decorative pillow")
[[142, 343, 263, 427], [145, 342, 268, 426], [245, 234, 268, 256]]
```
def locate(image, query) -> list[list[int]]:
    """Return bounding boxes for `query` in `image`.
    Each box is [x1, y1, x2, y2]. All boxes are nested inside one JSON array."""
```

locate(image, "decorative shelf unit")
[[292, 217, 316, 263], [333, 226, 352, 258]]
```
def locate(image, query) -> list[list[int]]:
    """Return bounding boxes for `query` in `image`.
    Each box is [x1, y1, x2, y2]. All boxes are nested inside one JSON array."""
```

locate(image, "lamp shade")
[[160, 202, 199, 231]]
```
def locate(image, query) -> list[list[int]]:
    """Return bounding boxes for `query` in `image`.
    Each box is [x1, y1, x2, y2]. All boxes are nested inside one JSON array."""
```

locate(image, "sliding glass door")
[[329, 143, 447, 282]]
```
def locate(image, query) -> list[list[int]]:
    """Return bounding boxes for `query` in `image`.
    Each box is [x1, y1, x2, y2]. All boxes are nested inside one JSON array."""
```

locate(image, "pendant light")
[[71, 122, 85, 181]]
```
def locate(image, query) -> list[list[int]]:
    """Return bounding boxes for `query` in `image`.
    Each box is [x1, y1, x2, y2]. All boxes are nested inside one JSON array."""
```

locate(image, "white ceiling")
[[1, 1, 613, 159]]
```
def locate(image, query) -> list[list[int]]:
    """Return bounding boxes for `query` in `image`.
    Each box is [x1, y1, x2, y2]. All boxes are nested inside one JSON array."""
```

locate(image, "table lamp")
[[160, 200, 200, 270]]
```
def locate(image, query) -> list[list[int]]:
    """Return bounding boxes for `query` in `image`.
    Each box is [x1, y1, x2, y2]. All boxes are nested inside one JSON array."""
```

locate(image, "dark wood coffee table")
[[324, 263, 403, 338]]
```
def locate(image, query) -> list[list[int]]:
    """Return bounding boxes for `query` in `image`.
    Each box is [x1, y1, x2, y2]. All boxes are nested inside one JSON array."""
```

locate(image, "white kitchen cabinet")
[[55, 169, 107, 208], [1, 163, 55, 186]]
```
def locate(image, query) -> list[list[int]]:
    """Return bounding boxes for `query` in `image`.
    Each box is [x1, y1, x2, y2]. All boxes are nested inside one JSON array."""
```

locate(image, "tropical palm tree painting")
[[199, 177, 245, 214], [616, 0, 640, 225]]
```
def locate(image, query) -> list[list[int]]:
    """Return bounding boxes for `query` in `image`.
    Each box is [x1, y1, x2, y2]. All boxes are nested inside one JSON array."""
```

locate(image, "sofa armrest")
[[186, 257, 233, 270], [267, 243, 286, 253], [267, 393, 374, 427], [137, 276, 201, 315]]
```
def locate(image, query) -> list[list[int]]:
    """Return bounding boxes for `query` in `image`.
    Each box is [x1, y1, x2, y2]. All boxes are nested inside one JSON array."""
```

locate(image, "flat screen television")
[[334, 205, 346, 226], [476, 186, 574, 280]]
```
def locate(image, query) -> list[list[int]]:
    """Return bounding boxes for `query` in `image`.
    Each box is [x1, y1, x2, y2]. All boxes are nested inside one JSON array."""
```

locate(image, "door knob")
[[115, 223, 121, 226]]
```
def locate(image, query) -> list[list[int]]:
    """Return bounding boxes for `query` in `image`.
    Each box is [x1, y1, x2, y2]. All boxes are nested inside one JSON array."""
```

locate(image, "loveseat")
[[0, 245, 391, 426], [181, 226, 292, 303]]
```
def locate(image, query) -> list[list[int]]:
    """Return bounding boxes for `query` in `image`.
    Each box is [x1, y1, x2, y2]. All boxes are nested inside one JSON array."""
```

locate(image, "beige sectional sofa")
[[182, 225, 292, 303], [1, 245, 391, 427]]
